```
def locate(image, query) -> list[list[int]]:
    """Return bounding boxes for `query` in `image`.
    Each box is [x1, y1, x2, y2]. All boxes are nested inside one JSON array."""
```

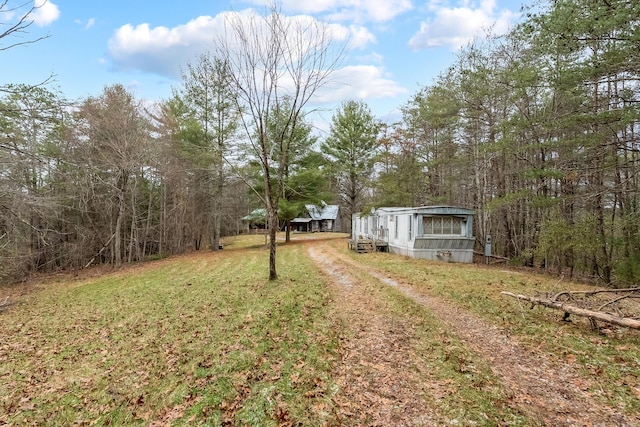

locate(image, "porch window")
[[422, 215, 463, 235]]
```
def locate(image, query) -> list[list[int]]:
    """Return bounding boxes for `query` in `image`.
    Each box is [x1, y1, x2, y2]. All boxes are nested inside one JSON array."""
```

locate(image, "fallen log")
[[501, 291, 640, 330], [84, 232, 116, 269], [553, 287, 640, 301]]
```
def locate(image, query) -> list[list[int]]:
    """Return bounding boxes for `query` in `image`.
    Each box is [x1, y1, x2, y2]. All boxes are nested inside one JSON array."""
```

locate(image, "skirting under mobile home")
[[351, 206, 475, 263]]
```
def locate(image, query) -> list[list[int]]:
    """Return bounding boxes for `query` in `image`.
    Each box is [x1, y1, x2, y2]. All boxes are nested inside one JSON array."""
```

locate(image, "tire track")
[[309, 240, 636, 427], [308, 245, 439, 426]]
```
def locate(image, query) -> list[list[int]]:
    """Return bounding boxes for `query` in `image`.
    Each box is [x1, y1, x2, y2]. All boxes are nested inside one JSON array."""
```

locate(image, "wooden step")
[[356, 241, 374, 253]]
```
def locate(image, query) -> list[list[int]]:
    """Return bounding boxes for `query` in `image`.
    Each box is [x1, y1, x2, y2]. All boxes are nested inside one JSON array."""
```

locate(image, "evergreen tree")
[[266, 102, 328, 242], [178, 54, 241, 251], [322, 100, 380, 231]]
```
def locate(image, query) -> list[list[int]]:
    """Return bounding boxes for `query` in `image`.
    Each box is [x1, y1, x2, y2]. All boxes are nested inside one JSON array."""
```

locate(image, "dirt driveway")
[[307, 240, 636, 426]]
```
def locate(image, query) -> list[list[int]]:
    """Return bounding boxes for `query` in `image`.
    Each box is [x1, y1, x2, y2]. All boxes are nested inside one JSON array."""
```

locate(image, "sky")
[[1, 0, 528, 132]]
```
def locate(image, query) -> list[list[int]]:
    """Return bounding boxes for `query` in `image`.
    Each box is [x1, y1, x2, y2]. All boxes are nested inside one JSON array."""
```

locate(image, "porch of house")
[[348, 238, 388, 253]]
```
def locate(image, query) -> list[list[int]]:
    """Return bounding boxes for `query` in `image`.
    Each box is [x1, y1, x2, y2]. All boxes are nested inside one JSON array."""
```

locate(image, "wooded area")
[[2, 0, 640, 284]]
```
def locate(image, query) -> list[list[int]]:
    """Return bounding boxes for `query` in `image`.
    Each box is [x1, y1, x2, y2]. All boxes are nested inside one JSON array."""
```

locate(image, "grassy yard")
[[1, 236, 343, 425], [334, 240, 640, 418], [1, 233, 639, 425]]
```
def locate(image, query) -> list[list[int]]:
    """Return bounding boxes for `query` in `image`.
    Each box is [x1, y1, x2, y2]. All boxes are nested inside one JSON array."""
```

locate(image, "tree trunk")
[[268, 210, 278, 280], [212, 166, 224, 251], [115, 186, 126, 268], [142, 182, 154, 258], [263, 156, 278, 280], [128, 182, 137, 264], [285, 220, 291, 243], [501, 292, 640, 330], [213, 220, 221, 250]]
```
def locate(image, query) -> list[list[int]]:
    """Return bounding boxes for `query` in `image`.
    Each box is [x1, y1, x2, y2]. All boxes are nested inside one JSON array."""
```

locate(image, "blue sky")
[[1, 0, 527, 128]]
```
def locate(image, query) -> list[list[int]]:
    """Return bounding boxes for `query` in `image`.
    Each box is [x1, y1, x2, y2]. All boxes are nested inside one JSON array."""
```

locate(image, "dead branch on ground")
[[502, 289, 640, 330]]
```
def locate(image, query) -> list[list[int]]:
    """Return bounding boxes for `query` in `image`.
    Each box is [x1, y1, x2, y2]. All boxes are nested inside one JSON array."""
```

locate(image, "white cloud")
[[243, 0, 413, 24], [307, 64, 407, 134], [107, 9, 402, 109], [32, 0, 60, 27], [242, 0, 336, 15], [107, 9, 376, 78], [345, 24, 377, 49], [408, 0, 516, 50], [324, 22, 376, 49], [327, 0, 413, 24], [313, 65, 407, 104], [75, 17, 95, 30], [108, 14, 224, 78]]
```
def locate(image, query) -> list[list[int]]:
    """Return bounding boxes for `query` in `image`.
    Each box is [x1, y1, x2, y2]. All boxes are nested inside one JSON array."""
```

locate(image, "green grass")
[[342, 256, 534, 426], [332, 239, 640, 418], [2, 233, 639, 425], [0, 238, 341, 426]]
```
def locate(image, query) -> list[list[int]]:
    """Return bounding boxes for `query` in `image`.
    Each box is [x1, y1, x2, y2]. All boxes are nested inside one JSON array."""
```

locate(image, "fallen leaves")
[[3, 237, 640, 426], [309, 244, 438, 425]]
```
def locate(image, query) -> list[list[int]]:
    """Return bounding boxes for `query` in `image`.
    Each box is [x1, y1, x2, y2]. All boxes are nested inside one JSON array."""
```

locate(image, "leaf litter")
[[308, 240, 638, 426]]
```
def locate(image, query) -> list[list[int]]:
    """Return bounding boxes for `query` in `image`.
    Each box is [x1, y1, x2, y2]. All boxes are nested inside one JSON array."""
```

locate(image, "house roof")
[[241, 208, 266, 222], [305, 203, 339, 220], [374, 206, 475, 216], [291, 217, 312, 223], [242, 203, 340, 223]]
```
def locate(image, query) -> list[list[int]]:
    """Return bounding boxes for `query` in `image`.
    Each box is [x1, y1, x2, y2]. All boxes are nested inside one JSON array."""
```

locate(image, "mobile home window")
[[394, 216, 399, 238], [408, 217, 413, 240], [422, 215, 463, 235]]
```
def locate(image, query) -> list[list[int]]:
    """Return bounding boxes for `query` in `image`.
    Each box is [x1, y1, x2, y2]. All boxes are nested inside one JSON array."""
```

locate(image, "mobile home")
[[352, 206, 475, 263]]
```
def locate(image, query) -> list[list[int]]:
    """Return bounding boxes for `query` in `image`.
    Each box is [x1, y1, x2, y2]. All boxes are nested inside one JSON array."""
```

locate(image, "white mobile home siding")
[[352, 206, 475, 263]]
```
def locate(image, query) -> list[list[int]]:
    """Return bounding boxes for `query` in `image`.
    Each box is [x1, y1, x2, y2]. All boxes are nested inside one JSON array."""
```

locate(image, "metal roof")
[[241, 208, 266, 222], [374, 206, 475, 216], [291, 217, 312, 223], [305, 203, 339, 220]]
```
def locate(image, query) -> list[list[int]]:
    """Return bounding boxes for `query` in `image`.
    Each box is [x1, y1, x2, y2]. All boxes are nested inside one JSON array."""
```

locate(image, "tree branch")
[[502, 291, 640, 330], [0, 0, 50, 51]]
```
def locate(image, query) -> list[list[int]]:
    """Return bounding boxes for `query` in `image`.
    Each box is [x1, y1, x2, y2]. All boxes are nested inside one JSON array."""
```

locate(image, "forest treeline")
[[1, 0, 639, 285]]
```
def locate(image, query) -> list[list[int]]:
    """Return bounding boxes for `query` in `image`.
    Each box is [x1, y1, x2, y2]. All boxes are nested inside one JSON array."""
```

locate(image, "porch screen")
[[422, 215, 463, 235]]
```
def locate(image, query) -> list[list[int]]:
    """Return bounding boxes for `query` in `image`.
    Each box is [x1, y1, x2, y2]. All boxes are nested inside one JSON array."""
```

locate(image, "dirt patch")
[[308, 245, 439, 426], [309, 241, 637, 427]]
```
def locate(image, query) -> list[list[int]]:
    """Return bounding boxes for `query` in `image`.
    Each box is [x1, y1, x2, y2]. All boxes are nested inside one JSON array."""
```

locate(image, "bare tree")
[[75, 85, 150, 268], [215, 6, 344, 279], [0, 85, 64, 280], [0, 0, 50, 51], [0, 0, 53, 93]]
